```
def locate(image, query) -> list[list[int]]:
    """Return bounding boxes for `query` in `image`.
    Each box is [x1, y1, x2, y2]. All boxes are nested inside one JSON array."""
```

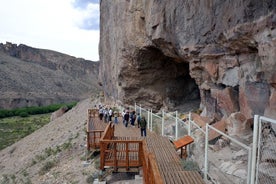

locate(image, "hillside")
[[0, 98, 98, 183], [0, 42, 100, 109]]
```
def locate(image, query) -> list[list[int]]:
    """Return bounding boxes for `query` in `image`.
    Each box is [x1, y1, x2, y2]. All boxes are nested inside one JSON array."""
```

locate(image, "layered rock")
[[99, 0, 276, 122], [0, 42, 100, 109]]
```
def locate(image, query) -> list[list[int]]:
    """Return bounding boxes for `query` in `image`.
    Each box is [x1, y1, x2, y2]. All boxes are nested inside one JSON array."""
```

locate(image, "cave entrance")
[[163, 61, 200, 112], [136, 47, 200, 112]]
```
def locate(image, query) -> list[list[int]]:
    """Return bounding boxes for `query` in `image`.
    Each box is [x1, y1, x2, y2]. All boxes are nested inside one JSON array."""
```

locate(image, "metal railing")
[[133, 103, 276, 184], [251, 115, 276, 184], [205, 124, 252, 184]]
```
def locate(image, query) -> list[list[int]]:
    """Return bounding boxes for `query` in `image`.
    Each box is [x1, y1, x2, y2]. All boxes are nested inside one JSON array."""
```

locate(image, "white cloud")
[[0, 0, 99, 61], [74, 3, 100, 30]]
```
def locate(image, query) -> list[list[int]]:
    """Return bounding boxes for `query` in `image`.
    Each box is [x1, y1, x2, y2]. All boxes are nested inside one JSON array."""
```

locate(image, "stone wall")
[[99, 0, 276, 121]]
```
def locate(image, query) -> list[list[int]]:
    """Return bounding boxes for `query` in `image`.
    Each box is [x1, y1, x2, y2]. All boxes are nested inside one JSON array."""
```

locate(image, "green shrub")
[[181, 159, 200, 171], [19, 111, 29, 117], [39, 160, 56, 175], [0, 102, 77, 118]]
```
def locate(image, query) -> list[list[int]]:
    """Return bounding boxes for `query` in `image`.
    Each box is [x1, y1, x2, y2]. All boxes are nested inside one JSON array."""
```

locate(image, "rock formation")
[[99, 0, 276, 122], [0, 42, 100, 109], [50, 106, 69, 121]]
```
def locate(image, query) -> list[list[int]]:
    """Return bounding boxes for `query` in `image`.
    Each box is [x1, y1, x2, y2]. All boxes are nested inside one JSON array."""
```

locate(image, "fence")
[[251, 115, 276, 184], [205, 124, 252, 184], [133, 103, 276, 184], [135, 104, 189, 140]]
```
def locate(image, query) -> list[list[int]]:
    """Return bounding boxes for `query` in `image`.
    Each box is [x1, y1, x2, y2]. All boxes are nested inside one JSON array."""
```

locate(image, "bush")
[[39, 160, 56, 175], [19, 111, 29, 117], [0, 102, 77, 118], [181, 159, 200, 171]]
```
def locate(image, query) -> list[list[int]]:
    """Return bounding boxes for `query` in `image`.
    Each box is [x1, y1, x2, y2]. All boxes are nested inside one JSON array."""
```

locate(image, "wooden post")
[[86, 131, 90, 151], [114, 142, 117, 171], [126, 142, 129, 170], [100, 142, 104, 170]]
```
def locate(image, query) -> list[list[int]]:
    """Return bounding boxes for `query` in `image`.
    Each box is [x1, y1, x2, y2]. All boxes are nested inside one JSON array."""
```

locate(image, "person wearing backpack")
[[140, 116, 147, 137]]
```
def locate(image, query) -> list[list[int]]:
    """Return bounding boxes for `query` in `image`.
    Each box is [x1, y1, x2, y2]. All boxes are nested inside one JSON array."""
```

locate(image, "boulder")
[[50, 106, 69, 121], [226, 112, 252, 139]]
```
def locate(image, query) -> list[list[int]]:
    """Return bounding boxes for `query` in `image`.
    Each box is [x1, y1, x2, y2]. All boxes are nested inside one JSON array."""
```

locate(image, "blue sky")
[[0, 0, 100, 61]]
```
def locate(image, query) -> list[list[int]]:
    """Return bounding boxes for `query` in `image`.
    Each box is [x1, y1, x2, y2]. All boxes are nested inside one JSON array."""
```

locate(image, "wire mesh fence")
[[133, 103, 276, 184], [205, 125, 252, 184], [253, 116, 276, 184]]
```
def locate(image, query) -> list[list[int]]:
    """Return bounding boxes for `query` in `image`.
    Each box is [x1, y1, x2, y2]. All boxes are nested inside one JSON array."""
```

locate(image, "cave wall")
[[99, 0, 276, 120]]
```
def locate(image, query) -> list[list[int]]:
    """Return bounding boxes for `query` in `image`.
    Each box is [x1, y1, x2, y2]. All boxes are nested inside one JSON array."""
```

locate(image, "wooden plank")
[[174, 135, 194, 149], [93, 113, 205, 183]]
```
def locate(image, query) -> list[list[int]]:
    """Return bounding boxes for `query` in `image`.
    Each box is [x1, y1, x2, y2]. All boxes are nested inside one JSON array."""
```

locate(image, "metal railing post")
[[247, 148, 252, 184], [250, 115, 259, 184], [139, 104, 141, 118], [147, 110, 150, 130], [162, 110, 164, 136], [204, 124, 209, 181], [150, 109, 153, 131], [175, 111, 178, 139], [188, 112, 191, 136]]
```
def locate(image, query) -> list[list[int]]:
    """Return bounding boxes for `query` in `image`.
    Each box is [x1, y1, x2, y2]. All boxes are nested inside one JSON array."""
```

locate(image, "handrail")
[[100, 140, 143, 170], [101, 122, 114, 140], [141, 139, 164, 184], [87, 130, 104, 150], [97, 118, 165, 183], [148, 153, 164, 184]]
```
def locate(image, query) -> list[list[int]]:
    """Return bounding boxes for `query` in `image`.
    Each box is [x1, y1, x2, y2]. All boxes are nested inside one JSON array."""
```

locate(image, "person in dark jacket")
[[123, 111, 130, 127], [140, 116, 147, 137]]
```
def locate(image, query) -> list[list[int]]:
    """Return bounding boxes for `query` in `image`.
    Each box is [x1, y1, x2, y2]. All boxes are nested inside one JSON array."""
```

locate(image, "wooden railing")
[[99, 122, 164, 182], [87, 130, 104, 150], [141, 140, 164, 184], [100, 140, 143, 170], [101, 122, 115, 140], [88, 108, 99, 119], [99, 122, 143, 170], [86, 108, 104, 150]]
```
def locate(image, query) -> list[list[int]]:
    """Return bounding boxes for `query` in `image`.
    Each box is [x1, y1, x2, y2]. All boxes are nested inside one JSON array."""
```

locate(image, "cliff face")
[[99, 0, 276, 120], [0, 42, 100, 109]]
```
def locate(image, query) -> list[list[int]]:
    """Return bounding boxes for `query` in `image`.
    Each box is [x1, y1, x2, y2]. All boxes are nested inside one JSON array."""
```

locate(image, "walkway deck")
[[87, 109, 205, 184]]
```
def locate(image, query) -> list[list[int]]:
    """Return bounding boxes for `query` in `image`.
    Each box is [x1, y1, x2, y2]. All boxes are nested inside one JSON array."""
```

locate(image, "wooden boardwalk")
[[145, 133, 204, 184], [87, 109, 205, 184]]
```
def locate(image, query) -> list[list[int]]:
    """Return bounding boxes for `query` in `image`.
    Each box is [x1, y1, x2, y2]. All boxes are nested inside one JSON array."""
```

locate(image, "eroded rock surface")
[[99, 0, 276, 122]]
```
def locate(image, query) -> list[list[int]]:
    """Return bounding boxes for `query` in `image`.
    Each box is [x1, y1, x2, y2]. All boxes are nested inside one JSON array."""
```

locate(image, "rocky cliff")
[[99, 0, 276, 122], [0, 42, 100, 109]]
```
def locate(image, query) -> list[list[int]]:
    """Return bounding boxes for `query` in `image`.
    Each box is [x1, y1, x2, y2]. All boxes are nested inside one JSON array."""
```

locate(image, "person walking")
[[114, 111, 118, 124], [137, 113, 141, 128], [99, 107, 103, 120], [140, 116, 147, 137], [123, 111, 130, 127], [108, 107, 113, 122], [130, 111, 136, 127]]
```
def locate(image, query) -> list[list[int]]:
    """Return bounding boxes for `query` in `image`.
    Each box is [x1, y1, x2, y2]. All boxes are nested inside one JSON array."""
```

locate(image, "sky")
[[0, 0, 100, 61]]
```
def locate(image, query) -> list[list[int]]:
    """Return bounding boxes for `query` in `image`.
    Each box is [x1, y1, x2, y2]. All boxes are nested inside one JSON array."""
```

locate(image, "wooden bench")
[[174, 135, 194, 158]]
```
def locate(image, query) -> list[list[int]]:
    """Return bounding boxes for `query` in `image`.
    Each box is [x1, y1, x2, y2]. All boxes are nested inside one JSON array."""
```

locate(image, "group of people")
[[97, 105, 147, 137], [98, 106, 119, 124]]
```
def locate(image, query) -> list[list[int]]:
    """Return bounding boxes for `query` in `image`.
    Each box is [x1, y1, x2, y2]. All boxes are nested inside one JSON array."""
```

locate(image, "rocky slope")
[[0, 42, 100, 109], [98, 0, 276, 122], [0, 98, 99, 184]]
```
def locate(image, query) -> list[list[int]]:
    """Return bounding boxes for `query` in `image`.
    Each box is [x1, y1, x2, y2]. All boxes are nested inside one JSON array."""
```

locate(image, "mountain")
[[0, 42, 100, 109]]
